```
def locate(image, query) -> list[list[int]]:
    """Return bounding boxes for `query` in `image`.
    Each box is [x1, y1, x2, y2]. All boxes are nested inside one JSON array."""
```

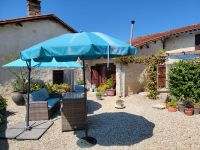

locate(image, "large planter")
[[12, 92, 26, 106], [194, 105, 200, 115], [167, 106, 177, 112], [184, 108, 193, 116], [105, 89, 116, 96], [178, 103, 185, 112]]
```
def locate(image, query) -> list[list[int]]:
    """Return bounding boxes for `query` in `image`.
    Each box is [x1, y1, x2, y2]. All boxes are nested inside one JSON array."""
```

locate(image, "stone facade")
[[0, 19, 72, 84], [125, 30, 200, 96]]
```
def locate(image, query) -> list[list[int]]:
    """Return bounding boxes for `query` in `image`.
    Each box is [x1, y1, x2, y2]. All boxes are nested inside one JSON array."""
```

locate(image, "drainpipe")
[[121, 20, 135, 97]]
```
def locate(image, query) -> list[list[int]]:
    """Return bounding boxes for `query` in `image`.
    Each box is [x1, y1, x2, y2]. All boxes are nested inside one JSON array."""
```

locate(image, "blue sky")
[[0, 0, 200, 41]]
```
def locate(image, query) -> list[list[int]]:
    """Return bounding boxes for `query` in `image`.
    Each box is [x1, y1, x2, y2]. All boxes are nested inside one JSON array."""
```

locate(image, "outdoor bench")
[[29, 88, 60, 121]]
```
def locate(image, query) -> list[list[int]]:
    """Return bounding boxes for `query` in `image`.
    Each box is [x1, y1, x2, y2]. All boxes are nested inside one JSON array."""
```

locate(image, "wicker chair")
[[29, 88, 60, 121]]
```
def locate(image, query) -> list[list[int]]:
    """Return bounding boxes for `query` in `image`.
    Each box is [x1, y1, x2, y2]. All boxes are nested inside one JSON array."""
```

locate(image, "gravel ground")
[[1, 92, 200, 150]]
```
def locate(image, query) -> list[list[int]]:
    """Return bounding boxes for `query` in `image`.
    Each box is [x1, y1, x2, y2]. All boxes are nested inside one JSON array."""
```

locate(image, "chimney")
[[27, 0, 41, 16]]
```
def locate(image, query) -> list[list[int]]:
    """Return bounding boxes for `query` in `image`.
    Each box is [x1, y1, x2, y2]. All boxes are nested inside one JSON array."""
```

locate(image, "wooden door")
[[91, 66, 99, 87], [157, 64, 166, 88], [91, 63, 116, 87]]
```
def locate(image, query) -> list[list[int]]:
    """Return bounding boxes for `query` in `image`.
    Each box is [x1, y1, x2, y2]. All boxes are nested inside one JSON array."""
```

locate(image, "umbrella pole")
[[80, 55, 97, 146], [25, 60, 32, 130], [82, 56, 88, 137]]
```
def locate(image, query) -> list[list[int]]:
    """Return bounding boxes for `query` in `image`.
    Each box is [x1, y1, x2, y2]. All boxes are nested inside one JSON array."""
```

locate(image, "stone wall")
[[0, 19, 70, 84]]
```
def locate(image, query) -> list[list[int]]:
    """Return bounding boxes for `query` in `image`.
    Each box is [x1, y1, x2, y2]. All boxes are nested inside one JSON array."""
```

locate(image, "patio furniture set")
[[29, 87, 87, 131]]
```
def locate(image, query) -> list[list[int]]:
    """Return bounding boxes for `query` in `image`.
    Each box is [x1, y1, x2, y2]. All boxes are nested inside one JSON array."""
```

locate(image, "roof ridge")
[[133, 23, 200, 47], [0, 14, 77, 33]]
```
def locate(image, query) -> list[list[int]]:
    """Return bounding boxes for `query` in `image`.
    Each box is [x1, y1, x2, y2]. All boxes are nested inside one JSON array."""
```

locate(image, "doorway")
[[91, 63, 116, 87]]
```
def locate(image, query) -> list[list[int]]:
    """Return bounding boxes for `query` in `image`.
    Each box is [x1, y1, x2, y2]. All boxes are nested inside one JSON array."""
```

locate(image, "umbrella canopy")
[[3, 58, 82, 68], [20, 32, 137, 62]]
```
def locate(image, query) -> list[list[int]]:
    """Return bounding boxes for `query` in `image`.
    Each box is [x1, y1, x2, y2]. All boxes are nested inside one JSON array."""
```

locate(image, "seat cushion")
[[47, 98, 60, 108], [30, 88, 49, 102], [75, 85, 85, 92]]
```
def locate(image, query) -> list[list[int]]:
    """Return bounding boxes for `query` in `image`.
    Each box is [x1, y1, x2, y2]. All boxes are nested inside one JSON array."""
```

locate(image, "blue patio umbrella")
[[20, 32, 137, 62], [19, 32, 137, 144], [3, 58, 82, 68]]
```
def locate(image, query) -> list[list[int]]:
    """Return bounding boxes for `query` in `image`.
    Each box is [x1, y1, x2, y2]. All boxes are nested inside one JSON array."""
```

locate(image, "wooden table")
[[61, 92, 87, 132]]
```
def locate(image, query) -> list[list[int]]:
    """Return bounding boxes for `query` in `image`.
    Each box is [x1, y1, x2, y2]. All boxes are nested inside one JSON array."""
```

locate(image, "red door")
[[91, 66, 99, 87], [158, 64, 166, 88]]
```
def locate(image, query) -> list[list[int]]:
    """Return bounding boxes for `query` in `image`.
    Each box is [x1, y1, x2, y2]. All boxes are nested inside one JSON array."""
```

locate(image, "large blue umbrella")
[[3, 58, 82, 68], [20, 32, 137, 61], [19, 32, 137, 143]]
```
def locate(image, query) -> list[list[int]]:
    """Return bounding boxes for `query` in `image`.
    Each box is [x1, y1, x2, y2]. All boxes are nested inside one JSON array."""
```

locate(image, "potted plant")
[[115, 97, 125, 109], [165, 95, 171, 109], [183, 99, 194, 116], [11, 77, 27, 106], [178, 102, 185, 113], [96, 92, 102, 100], [97, 84, 107, 96], [194, 102, 200, 115], [105, 78, 116, 96], [45, 82, 70, 98], [167, 101, 177, 112]]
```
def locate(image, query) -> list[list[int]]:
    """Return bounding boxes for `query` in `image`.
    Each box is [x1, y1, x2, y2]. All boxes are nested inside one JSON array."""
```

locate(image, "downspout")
[[120, 20, 135, 97]]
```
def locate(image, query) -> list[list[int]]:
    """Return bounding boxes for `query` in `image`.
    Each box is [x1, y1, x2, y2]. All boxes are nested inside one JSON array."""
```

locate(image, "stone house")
[[124, 23, 200, 95], [0, 0, 77, 84], [84, 23, 200, 97]]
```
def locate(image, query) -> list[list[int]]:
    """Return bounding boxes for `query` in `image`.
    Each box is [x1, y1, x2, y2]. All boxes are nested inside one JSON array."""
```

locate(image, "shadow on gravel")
[[87, 100, 102, 114], [0, 111, 16, 150], [75, 112, 155, 146]]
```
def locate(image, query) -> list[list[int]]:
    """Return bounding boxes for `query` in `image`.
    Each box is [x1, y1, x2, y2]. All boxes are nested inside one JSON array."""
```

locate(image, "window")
[[195, 34, 200, 50]]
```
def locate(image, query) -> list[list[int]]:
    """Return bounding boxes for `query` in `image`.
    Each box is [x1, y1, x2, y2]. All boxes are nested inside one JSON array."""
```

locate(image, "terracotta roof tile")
[[0, 14, 77, 33], [132, 23, 200, 47]]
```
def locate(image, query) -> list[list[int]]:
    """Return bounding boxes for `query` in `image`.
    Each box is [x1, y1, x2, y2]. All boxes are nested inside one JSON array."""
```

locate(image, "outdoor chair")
[[29, 88, 60, 121]]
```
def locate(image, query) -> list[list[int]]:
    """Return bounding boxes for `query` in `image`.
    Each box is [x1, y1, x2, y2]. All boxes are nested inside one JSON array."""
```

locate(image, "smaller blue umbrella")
[[3, 58, 82, 68]]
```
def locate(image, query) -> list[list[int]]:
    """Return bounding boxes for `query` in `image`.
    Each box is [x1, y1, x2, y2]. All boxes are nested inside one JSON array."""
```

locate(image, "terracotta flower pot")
[[184, 108, 193, 116], [167, 106, 177, 112], [105, 89, 116, 96]]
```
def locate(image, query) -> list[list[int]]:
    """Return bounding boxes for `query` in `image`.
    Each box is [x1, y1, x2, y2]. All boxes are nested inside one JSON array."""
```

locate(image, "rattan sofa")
[[29, 88, 60, 121]]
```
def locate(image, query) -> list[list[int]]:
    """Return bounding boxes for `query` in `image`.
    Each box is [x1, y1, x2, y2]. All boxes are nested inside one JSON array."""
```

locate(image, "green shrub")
[[96, 92, 102, 97], [45, 81, 70, 94], [167, 101, 177, 107], [0, 95, 7, 122], [168, 60, 200, 102]]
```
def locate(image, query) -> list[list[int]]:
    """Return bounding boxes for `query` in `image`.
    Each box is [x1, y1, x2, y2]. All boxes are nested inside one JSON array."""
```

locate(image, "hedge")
[[168, 60, 200, 102]]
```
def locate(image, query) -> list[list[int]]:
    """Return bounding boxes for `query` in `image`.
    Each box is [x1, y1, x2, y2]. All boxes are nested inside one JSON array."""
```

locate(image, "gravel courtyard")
[[1, 92, 200, 150]]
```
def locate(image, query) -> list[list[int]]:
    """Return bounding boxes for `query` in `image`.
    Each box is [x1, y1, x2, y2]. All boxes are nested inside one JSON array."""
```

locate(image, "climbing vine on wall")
[[113, 50, 166, 99]]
